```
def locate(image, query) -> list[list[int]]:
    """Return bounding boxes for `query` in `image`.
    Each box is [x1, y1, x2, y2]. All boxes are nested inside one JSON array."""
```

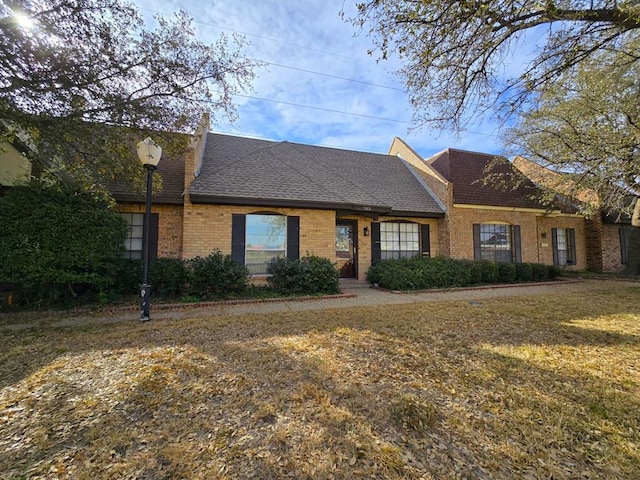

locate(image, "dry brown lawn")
[[1, 282, 639, 479]]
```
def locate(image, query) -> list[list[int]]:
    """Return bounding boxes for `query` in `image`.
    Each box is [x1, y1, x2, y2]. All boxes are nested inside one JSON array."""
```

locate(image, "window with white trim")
[[380, 222, 419, 260], [553, 228, 576, 266], [120, 213, 144, 259]]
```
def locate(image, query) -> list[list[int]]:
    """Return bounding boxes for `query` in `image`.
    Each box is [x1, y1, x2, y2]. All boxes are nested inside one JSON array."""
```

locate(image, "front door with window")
[[336, 220, 357, 278]]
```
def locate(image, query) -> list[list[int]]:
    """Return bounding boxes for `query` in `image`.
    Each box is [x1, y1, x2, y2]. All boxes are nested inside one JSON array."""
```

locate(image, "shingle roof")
[[110, 154, 185, 205], [189, 133, 445, 217], [428, 148, 552, 209]]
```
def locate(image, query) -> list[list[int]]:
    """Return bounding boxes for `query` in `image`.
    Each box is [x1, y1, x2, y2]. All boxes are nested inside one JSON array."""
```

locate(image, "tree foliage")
[[505, 37, 640, 217], [345, 0, 640, 129], [0, 182, 128, 305], [0, 0, 258, 189]]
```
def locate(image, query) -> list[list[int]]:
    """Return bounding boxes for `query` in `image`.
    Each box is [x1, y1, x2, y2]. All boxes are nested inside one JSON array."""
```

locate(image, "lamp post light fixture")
[[136, 137, 162, 322]]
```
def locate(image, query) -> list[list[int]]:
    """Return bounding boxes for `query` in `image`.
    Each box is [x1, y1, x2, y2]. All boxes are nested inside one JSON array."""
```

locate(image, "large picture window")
[[380, 222, 419, 260], [245, 214, 287, 275], [473, 223, 521, 263]]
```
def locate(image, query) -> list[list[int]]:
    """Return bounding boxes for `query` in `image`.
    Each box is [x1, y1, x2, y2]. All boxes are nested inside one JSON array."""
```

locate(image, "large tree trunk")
[[627, 198, 640, 275]]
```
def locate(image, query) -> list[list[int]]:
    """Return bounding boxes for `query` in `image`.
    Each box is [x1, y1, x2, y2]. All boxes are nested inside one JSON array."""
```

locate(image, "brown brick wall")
[[116, 203, 184, 258], [535, 216, 587, 270], [448, 207, 538, 262], [601, 224, 625, 273], [446, 207, 587, 269], [181, 204, 336, 261], [585, 216, 604, 272]]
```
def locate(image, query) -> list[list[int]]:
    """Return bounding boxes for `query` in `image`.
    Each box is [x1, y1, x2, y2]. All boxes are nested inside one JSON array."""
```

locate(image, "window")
[[371, 222, 430, 263], [243, 214, 286, 274], [119, 212, 159, 260], [380, 222, 420, 260], [120, 213, 144, 259], [231, 214, 299, 275], [552, 228, 576, 266], [473, 223, 521, 263]]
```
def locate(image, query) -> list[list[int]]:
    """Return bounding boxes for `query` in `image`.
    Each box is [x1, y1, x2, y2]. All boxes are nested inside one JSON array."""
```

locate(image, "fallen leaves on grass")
[[0, 281, 639, 479]]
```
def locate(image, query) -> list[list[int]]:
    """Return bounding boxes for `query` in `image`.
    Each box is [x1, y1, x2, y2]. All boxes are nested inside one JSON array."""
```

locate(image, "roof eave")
[[384, 209, 445, 218], [189, 193, 393, 214]]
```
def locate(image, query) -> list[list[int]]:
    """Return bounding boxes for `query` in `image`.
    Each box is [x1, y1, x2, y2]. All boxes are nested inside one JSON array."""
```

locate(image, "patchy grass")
[[1, 283, 639, 479]]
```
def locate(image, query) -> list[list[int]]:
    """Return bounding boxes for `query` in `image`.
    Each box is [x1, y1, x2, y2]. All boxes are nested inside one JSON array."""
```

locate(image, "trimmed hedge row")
[[366, 257, 561, 291], [109, 252, 339, 301]]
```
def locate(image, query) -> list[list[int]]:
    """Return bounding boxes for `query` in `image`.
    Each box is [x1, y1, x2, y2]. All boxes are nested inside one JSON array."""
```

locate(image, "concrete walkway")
[[2, 277, 634, 331]]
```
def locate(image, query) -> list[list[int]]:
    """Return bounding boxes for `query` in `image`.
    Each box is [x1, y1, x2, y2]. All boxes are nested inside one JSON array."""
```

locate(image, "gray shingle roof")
[[189, 133, 445, 217]]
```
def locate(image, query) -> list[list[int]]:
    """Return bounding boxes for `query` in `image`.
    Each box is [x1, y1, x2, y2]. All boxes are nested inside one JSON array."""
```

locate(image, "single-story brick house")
[[112, 121, 626, 277]]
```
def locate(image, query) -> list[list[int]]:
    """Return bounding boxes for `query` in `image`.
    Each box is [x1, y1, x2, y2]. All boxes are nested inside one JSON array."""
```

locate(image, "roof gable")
[[428, 148, 548, 209]]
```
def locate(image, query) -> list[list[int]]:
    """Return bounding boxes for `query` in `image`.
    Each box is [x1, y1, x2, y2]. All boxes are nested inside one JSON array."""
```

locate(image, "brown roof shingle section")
[[428, 148, 551, 209], [189, 133, 445, 217]]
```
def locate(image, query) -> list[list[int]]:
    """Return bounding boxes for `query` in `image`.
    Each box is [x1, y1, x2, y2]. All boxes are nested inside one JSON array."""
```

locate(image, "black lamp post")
[[136, 137, 162, 322]]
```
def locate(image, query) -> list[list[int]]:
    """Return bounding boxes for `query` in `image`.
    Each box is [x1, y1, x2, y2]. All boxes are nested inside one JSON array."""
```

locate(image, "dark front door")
[[336, 220, 357, 278]]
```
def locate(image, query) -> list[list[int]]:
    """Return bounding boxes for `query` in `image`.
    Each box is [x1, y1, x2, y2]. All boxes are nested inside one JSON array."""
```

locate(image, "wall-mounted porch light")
[[363, 226, 370, 237]]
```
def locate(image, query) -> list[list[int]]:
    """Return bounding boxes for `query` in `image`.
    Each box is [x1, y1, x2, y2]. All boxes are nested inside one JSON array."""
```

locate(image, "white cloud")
[[134, 0, 507, 158]]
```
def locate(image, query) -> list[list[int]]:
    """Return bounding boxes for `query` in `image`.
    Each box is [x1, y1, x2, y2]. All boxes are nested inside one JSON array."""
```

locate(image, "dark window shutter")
[[287, 216, 300, 259], [551, 228, 559, 265], [231, 214, 246, 265], [420, 224, 431, 258], [513, 225, 522, 263], [568, 228, 576, 265], [473, 224, 481, 259], [371, 222, 381, 263], [620, 227, 629, 264], [149, 213, 159, 259]]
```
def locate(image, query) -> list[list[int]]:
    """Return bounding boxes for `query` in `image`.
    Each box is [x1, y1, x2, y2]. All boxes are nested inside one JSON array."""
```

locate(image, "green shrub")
[[479, 260, 499, 283], [365, 257, 563, 291], [104, 258, 143, 295], [267, 254, 339, 295], [151, 258, 187, 298], [462, 260, 483, 285], [547, 264, 562, 280], [375, 258, 424, 290], [515, 262, 533, 282], [531, 263, 550, 281], [0, 183, 127, 307], [188, 250, 249, 299], [497, 262, 517, 283]]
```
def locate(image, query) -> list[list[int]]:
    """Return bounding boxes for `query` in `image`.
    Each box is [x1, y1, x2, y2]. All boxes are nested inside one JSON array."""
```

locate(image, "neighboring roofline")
[[452, 203, 578, 216], [400, 158, 447, 213], [424, 148, 448, 165]]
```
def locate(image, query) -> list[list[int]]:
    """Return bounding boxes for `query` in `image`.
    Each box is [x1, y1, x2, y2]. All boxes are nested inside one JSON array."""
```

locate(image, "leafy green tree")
[[345, 0, 640, 129], [0, 0, 258, 189], [505, 39, 640, 273], [0, 182, 128, 305]]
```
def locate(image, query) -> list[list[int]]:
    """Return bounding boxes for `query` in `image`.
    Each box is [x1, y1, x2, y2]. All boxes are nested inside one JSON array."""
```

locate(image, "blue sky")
[[135, 0, 508, 159]]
